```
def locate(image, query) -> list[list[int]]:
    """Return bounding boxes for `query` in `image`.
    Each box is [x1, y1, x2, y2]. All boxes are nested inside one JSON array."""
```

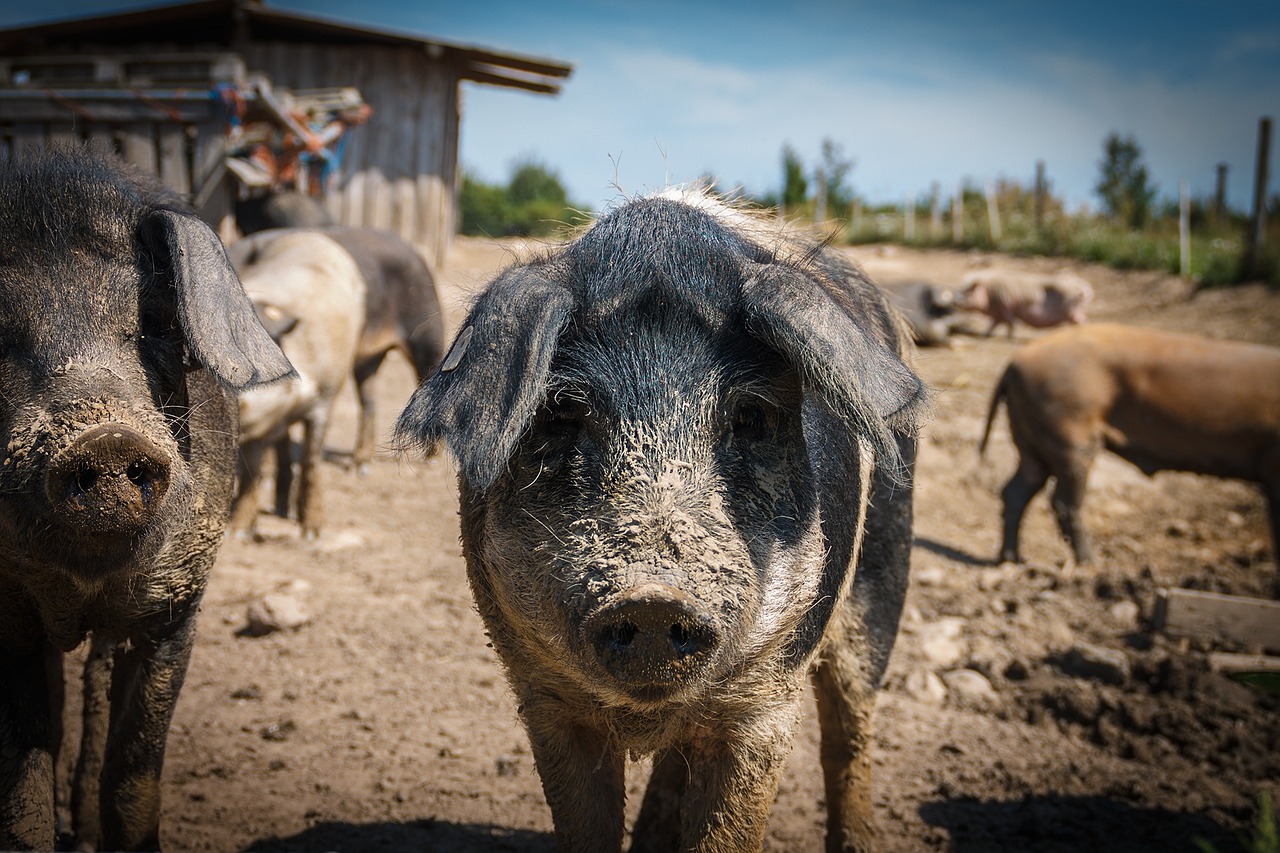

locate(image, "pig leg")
[[520, 695, 626, 853], [353, 354, 387, 476], [812, 656, 878, 853], [667, 714, 797, 852], [71, 635, 114, 851], [1000, 455, 1049, 564], [1050, 456, 1094, 564], [629, 749, 686, 852], [229, 440, 266, 537], [100, 619, 197, 852], [0, 646, 57, 850], [272, 432, 294, 519], [296, 408, 332, 540]]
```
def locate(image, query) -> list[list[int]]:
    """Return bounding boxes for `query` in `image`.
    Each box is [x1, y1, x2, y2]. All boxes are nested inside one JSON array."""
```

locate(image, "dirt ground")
[[64, 235, 1280, 852]]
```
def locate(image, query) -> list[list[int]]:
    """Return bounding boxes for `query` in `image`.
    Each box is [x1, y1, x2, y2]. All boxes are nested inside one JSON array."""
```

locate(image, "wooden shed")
[[0, 0, 573, 265]]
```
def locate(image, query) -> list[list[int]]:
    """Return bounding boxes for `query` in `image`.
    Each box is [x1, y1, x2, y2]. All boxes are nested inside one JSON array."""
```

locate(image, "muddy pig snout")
[[585, 582, 720, 692], [45, 423, 172, 534]]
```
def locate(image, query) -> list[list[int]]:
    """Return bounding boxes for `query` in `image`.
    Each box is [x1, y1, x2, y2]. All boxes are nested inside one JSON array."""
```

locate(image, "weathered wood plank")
[[157, 123, 188, 195], [120, 124, 157, 176], [1208, 652, 1280, 674], [1154, 587, 1280, 653]]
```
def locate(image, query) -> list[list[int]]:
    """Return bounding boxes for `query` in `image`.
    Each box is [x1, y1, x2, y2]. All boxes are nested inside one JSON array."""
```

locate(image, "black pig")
[[0, 147, 292, 851], [397, 189, 926, 852]]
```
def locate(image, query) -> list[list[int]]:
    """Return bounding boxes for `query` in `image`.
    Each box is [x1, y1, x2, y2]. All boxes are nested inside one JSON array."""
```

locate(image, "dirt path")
[[66, 237, 1278, 852]]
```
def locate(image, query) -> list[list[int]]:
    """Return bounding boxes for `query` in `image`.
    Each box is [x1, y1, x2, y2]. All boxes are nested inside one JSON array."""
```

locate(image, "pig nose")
[[587, 583, 720, 689], [46, 423, 171, 533]]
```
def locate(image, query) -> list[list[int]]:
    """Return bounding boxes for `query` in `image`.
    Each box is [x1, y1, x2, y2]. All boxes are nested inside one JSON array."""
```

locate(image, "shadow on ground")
[[247, 819, 555, 853], [919, 795, 1242, 852], [914, 536, 993, 567]]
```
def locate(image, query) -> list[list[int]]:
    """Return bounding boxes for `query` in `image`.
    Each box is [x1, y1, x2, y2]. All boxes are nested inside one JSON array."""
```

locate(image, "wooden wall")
[[245, 41, 460, 267]]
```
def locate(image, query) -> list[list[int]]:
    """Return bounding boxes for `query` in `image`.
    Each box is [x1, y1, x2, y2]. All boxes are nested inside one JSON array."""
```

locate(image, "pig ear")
[[395, 268, 575, 491], [139, 210, 295, 391], [741, 263, 926, 452]]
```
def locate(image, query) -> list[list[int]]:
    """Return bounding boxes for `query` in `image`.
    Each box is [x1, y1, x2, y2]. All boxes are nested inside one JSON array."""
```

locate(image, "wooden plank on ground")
[[1154, 587, 1280, 653], [1208, 652, 1280, 674]]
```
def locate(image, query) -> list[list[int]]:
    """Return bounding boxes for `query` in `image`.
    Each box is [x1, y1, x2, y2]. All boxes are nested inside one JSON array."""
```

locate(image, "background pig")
[[884, 280, 961, 347], [229, 231, 366, 539], [229, 226, 446, 473], [396, 189, 926, 852], [234, 189, 334, 236], [980, 323, 1280, 592], [957, 268, 1094, 337], [0, 147, 291, 850]]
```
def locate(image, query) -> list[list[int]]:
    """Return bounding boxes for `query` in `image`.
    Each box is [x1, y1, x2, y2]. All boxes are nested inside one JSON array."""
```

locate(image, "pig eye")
[[729, 400, 774, 443]]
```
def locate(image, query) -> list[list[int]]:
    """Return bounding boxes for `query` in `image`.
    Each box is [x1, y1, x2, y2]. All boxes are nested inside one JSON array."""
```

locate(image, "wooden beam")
[[1154, 587, 1280, 653], [1208, 652, 1280, 674]]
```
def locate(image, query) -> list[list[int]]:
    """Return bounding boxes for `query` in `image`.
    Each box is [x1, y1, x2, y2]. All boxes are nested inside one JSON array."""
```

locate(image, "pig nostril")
[[75, 467, 100, 495], [126, 461, 149, 486], [669, 623, 694, 655], [603, 622, 638, 651]]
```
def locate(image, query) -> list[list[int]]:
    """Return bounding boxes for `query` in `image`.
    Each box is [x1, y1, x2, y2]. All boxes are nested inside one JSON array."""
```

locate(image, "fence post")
[[1179, 179, 1191, 278], [952, 185, 963, 244], [1213, 162, 1228, 226], [1244, 116, 1272, 278], [1034, 160, 1046, 231], [904, 194, 915, 241], [930, 181, 941, 239], [985, 181, 1002, 243]]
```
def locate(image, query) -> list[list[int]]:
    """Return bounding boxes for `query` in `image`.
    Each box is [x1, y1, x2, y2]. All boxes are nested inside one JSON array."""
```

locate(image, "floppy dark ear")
[[139, 209, 295, 390], [741, 263, 925, 447], [394, 267, 575, 492]]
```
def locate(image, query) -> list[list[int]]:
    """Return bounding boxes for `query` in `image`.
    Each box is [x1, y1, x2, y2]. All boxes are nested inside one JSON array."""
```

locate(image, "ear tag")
[[440, 325, 473, 373]]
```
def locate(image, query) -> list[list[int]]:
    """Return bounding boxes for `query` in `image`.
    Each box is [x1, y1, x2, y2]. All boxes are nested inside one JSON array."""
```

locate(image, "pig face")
[[399, 191, 925, 713], [0, 150, 292, 583], [478, 302, 832, 706]]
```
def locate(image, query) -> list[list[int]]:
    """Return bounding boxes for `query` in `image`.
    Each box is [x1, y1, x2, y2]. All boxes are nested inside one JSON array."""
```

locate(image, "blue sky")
[[4, 1, 1279, 213]]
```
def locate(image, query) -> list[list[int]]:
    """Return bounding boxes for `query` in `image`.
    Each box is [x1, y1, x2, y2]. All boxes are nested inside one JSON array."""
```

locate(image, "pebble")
[[243, 580, 313, 636], [1106, 600, 1141, 631], [1061, 641, 1131, 685], [918, 617, 966, 668], [942, 669, 999, 710], [902, 670, 948, 705]]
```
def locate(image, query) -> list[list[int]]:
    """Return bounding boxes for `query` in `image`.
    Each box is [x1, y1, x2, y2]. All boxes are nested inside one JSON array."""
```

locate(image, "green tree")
[[458, 159, 583, 237], [819, 138, 855, 213], [1095, 132, 1157, 229], [781, 144, 808, 208], [507, 158, 569, 207]]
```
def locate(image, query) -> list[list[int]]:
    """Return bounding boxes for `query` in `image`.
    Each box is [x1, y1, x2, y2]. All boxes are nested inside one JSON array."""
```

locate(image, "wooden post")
[[814, 166, 827, 223], [951, 185, 963, 244], [1213, 162, 1228, 226], [1179, 179, 1191, 278], [904, 194, 915, 241], [930, 181, 941, 239], [1034, 160, 1046, 231], [1244, 116, 1272, 278], [985, 181, 1002, 243]]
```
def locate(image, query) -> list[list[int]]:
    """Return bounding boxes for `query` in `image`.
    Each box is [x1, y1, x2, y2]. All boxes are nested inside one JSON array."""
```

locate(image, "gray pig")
[[396, 189, 926, 852], [0, 147, 292, 850], [981, 322, 1280, 589], [228, 226, 447, 474]]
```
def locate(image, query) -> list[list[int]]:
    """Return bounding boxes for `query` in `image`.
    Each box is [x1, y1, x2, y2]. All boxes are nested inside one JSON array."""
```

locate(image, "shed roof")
[[0, 0, 573, 95]]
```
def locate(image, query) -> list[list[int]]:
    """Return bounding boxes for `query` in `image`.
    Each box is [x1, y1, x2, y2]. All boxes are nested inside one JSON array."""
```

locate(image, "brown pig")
[[958, 268, 1094, 337], [980, 323, 1280, 588]]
